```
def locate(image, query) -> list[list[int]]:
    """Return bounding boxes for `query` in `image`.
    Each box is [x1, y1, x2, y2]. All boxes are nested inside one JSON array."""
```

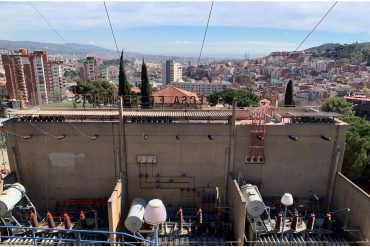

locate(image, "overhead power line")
[[29, 1, 68, 44], [103, 1, 120, 58], [294, 1, 338, 52], [198, 1, 214, 64]]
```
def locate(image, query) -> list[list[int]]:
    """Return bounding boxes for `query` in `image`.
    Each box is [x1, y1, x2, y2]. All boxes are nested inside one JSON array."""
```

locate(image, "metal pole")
[[154, 225, 159, 246], [225, 98, 236, 203], [280, 206, 287, 240]]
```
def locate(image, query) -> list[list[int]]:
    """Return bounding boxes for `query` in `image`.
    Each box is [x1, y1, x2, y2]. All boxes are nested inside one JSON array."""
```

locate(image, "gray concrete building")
[[0, 106, 369, 245]]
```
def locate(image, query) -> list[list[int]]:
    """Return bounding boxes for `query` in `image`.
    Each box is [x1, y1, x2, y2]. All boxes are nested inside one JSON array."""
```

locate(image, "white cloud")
[[1, 1, 370, 34]]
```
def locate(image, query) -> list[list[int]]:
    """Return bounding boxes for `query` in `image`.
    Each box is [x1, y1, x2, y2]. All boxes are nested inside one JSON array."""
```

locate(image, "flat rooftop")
[[6, 107, 346, 126]]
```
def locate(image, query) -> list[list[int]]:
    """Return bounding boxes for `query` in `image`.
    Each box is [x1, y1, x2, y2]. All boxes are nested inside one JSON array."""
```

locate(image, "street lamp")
[[280, 193, 293, 240], [144, 199, 167, 246]]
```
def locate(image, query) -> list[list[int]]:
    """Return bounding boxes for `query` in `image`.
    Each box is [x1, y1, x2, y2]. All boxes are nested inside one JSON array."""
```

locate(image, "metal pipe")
[[154, 226, 159, 246]]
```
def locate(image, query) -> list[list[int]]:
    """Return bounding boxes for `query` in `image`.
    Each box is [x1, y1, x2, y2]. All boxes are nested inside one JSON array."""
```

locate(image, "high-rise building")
[[162, 60, 183, 85], [77, 56, 97, 82], [47, 61, 66, 100], [1, 49, 65, 106], [95, 65, 109, 81]]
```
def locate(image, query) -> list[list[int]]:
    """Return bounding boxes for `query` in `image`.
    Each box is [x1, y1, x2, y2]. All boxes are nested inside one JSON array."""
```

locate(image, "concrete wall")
[[331, 172, 370, 241], [233, 122, 347, 197], [227, 178, 246, 246], [3, 119, 347, 213], [108, 180, 123, 242], [4, 121, 119, 210]]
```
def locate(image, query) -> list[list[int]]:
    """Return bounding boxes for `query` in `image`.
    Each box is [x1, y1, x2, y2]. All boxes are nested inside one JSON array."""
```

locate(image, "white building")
[[32, 55, 48, 104], [171, 80, 231, 96], [49, 61, 65, 98], [162, 60, 183, 85]]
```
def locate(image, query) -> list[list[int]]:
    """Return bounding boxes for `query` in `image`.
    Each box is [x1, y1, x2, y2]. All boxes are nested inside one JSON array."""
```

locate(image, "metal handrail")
[[0, 225, 154, 246]]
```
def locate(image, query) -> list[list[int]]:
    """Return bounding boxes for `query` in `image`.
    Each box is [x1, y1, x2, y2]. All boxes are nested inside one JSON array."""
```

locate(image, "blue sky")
[[1, 1, 370, 58]]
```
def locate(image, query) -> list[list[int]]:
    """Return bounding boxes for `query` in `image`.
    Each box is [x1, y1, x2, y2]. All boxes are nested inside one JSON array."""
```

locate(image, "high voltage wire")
[[23, 1, 100, 140], [294, 1, 338, 52], [103, 2, 121, 58], [198, 1, 214, 65], [29, 1, 68, 44]]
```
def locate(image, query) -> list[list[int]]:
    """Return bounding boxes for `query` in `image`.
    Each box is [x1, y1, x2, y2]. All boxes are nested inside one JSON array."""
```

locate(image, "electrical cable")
[[25, 120, 59, 138], [1, 128, 27, 139], [29, 2, 68, 44], [103, 2, 121, 57], [68, 122, 98, 140], [1, 2, 72, 106], [294, 1, 338, 52], [197, 1, 214, 64]]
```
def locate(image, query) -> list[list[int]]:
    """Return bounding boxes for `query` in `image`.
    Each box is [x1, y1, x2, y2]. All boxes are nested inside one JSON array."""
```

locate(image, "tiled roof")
[[153, 86, 200, 104]]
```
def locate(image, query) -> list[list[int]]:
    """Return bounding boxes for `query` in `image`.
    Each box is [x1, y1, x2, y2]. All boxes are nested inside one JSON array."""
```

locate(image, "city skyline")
[[2, 1, 370, 58]]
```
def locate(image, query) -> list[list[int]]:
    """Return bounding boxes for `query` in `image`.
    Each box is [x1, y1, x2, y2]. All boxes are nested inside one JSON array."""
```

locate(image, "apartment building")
[[162, 60, 183, 85], [77, 56, 97, 82], [95, 65, 109, 81], [1, 49, 65, 106], [171, 80, 231, 96], [47, 61, 66, 100]]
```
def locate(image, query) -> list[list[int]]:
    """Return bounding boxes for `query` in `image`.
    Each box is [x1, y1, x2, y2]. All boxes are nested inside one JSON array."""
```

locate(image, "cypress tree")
[[140, 59, 152, 108], [284, 80, 295, 107], [118, 50, 131, 106]]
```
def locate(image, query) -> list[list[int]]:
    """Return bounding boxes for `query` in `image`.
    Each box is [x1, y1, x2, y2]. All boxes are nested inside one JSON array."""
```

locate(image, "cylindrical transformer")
[[241, 184, 265, 218], [0, 183, 26, 217], [125, 198, 147, 233]]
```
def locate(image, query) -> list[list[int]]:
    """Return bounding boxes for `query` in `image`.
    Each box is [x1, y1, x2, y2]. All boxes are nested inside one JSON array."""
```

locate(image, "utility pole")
[[118, 96, 129, 216]]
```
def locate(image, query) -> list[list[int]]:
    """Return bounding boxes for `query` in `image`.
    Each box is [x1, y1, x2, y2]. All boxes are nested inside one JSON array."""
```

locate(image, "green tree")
[[284, 80, 295, 107], [118, 50, 131, 106], [140, 59, 152, 108], [209, 89, 259, 107], [322, 99, 369, 189], [321, 98, 354, 115], [341, 115, 370, 181]]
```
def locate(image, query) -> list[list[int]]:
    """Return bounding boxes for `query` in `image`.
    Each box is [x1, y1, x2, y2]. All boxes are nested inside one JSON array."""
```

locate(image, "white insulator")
[[0, 183, 26, 216]]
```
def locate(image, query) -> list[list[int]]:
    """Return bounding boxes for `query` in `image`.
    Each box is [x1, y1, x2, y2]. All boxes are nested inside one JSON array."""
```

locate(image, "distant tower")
[[162, 60, 183, 85]]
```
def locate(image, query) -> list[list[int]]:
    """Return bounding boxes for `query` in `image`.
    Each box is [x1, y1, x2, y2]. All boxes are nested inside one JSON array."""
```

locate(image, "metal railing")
[[0, 225, 154, 246]]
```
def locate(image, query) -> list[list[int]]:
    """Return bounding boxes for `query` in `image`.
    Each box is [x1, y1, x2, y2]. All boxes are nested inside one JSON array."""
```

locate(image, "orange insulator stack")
[[176, 207, 184, 231], [291, 213, 299, 231], [80, 211, 87, 229], [197, 207, 203, 225], [307, 213, 315, 231], [47, 212, 55, 228], [275, 212, 283, 231], [323, 213, 332, 230], [63, 212, 72, 229], [30, 211, 39, 227]]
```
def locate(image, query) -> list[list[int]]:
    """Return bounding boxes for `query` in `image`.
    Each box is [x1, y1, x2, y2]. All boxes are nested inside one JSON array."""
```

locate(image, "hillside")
[[0, 40, 117, 57], [307, 42, 370, 65]]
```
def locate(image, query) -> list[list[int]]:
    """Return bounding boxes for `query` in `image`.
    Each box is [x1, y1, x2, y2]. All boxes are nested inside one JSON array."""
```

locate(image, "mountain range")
[[2, 40, 370, 65], [0, 40, 212, 63]]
